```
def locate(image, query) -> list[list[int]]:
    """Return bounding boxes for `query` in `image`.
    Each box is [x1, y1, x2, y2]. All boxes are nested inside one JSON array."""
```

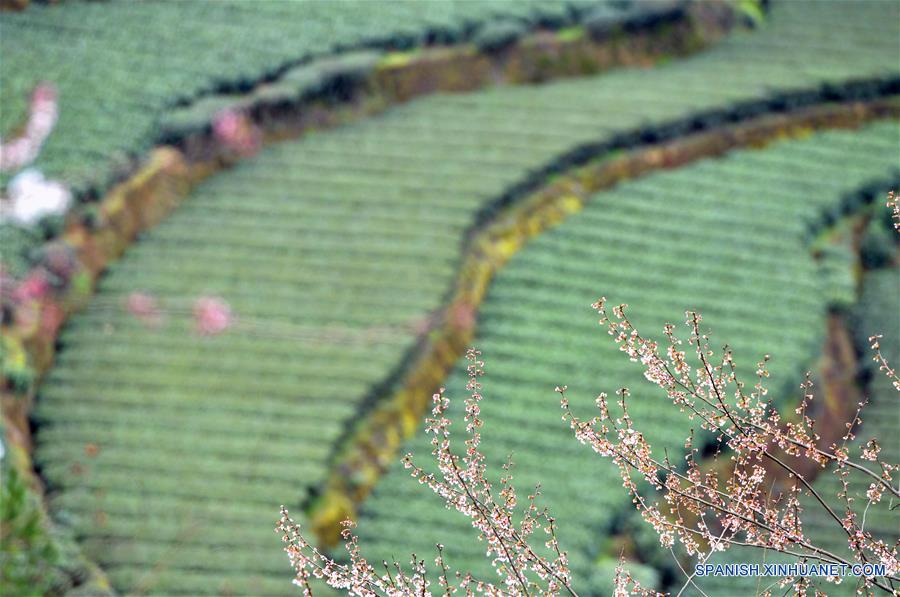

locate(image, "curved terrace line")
[[1, 14, 739, 592], [310, 94, 900, 545], [2, 0, 736, 481], [350, 122, 898, 592], [6, 2, 898, 591]]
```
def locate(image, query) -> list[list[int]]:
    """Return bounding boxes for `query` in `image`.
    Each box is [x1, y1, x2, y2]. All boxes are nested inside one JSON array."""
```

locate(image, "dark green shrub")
[[278, 63, 329, 100], [158, 95, 246, 140], [251, 81, 301, 107], [473, 20, 526, 53], [0, 225, 39, 278], [582, 5, 628, 38], [36, 214, 65, 242], [530, 4, 574, 29], [860, 217, 896, 270], [818, 243, 856, 311], [315, 51, 382, 100], [318, 51, 382, 83]]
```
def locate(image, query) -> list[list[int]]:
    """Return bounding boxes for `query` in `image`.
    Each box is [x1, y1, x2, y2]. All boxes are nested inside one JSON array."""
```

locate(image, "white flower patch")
[[2, 168, 72, 226]]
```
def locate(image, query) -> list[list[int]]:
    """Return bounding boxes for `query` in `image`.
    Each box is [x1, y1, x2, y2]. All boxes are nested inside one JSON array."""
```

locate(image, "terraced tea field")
[[0, 0, 602, 191], [356, 122, 900, 592], [2, 0, 899, 275], [0, 0, 710, 280], [18, 0, 900, 595]]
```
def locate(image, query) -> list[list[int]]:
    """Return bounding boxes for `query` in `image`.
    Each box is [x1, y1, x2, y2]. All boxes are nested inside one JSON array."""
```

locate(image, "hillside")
[[2, 1, 897, 595], [355, 122, 900, 592]]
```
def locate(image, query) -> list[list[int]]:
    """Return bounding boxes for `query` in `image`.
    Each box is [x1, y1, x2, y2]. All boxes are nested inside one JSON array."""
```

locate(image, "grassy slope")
[[355, 123, 900, 592], [29, 1, 900, 595]]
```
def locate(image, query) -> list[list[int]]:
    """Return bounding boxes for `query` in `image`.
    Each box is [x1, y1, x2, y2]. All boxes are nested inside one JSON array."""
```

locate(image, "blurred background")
[[1, 1, 898, 595]]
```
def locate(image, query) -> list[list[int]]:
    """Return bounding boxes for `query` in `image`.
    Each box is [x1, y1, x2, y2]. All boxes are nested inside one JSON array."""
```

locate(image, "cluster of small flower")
[[0, 83, 72, 227], [1, 245, 78, 331], [401, 348, 575, 595], [276, 348, 590, 596], [0, 83, 57, 173], [277, 508, 441, 597], [126, 291, 233, 336], [612, 559, 657, 597], [887, 191, 900, 233], [558, 297, 898, 595], [271, 196, 899, 594], [213, 109, 262, 158]]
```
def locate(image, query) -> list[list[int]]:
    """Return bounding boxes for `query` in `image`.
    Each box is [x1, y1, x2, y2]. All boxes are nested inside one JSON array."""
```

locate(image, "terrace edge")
[[309, 96, 900, 545], [0, 6, 738, 590]]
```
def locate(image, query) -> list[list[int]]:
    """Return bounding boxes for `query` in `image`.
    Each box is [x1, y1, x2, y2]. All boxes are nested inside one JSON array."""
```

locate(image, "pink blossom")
[[887, 190, 899, 232], [866, 482, 884, 504], [193, 296, 232, 336], [12, 271, 50, 303], [126, 291, 163, 328], [0, 82, 58, 173], [275, 286, 900, 595], [277, 349, 586, 596], [613, 557, 656, 597], [561, 299, 900, 593], [212, 109, 261, 157]]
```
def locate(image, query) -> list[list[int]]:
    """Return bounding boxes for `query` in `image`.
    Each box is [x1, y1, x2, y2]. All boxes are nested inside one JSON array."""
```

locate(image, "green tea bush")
[[860, 216, 897, 270], [474, 20, 527, 53]]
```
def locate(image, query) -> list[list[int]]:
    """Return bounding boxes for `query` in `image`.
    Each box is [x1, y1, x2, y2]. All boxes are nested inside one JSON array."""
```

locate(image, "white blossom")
[[3, 168, 71, 226]]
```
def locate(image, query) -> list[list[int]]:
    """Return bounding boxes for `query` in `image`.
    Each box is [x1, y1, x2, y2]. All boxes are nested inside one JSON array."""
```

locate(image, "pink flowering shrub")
[[0, 83, 58, 173], [123, 293, 232, 336], [212, 109, 261, 157], [125, 292, 163, 329], [11, 271, 50, 304], [192, 296, 233, 336]]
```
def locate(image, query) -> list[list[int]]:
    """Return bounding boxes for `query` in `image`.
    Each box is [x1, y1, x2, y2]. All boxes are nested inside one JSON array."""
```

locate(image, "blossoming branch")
[[559, 299, 898, 595], [277, 349, 662, 596]]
